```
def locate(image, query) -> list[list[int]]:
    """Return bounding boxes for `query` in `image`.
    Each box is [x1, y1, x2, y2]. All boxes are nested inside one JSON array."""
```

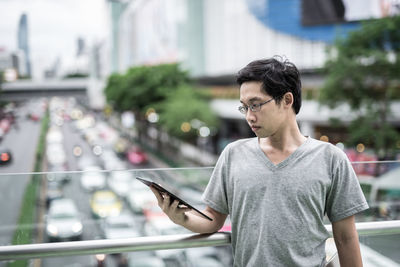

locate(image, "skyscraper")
[[17, 13, 31, 77]]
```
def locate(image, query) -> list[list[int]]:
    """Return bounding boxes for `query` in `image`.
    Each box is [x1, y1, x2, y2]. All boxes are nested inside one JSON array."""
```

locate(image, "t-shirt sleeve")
[[201, 147, 230, 215], [326, 155, 369, 222]]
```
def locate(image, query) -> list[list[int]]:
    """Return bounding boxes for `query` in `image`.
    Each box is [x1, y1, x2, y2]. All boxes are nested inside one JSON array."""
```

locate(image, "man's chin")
[[254, 132, 268, 138]]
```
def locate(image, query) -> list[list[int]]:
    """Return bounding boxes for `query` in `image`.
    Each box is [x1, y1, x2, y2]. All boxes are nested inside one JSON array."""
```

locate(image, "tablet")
[[136, 177, 213, 221]]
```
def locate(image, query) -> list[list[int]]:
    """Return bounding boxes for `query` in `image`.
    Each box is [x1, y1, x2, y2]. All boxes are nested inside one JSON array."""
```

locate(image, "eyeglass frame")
[[238, 98, 275, 114]]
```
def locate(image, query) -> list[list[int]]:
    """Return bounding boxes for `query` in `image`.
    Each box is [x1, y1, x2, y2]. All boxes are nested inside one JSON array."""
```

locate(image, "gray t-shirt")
[[202, 137, 369, 267]]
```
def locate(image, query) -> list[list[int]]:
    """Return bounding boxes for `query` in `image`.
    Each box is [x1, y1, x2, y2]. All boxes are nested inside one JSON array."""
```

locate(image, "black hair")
[[236, 56, 302, 114]]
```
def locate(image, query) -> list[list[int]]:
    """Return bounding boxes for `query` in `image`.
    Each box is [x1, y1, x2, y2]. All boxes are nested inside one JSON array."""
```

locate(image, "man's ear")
[[283, 92, 294, 107]]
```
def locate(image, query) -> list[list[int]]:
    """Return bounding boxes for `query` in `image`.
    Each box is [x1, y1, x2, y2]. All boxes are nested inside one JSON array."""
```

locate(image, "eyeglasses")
[[238, 98, 274, 114]]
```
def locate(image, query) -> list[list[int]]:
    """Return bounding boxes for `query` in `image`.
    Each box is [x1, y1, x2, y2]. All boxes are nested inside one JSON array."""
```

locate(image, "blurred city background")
[[0, 0, 400, 266]]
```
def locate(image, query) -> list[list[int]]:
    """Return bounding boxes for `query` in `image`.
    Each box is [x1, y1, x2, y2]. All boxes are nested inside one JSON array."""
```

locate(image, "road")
[[40, 102, 153, 267], [0, 100, 43, 247]]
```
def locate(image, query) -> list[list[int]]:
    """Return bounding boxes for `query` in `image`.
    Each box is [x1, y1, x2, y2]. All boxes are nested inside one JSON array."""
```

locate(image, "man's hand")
[[149, 185, 228, 234], [150, 185, 192, 225]]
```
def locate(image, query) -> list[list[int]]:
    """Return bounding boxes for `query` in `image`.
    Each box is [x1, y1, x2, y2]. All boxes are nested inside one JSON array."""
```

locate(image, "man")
[[151, 57, 369, 266]]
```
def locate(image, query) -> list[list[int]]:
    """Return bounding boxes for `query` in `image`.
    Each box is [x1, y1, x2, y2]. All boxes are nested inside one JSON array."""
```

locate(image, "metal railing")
[[0, 220, 399, 261]]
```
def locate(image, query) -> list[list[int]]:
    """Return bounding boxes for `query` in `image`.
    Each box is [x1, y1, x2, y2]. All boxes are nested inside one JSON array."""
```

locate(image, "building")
[[108, 0, 400, 154], [17, 13, 31, 78]]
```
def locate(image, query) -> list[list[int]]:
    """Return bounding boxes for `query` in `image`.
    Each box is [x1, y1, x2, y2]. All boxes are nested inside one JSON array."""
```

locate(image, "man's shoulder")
[[307, 137, 348, 161], [225, 137, 256, 151]]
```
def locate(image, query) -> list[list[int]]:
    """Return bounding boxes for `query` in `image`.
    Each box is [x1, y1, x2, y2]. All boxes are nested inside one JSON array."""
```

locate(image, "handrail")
[[0, 220, 399, 261], [0, 232, 231, 261]]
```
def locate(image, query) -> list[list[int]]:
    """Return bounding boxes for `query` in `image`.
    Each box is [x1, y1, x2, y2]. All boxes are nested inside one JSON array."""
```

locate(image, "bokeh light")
[[319, 135, 329, 142], [356, 143, 365, 153], [181, 122, 191, 133]]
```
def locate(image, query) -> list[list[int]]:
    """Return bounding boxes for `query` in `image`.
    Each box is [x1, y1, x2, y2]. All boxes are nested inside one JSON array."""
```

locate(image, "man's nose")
[[246, 110, 256, 122]]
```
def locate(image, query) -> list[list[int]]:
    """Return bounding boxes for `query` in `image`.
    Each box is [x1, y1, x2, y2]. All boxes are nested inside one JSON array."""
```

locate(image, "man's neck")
[[259, 123, 306, 152]]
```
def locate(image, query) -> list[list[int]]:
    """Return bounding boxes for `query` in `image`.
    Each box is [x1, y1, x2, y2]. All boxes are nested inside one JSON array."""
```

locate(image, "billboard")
[[302, 0, 400, 26]]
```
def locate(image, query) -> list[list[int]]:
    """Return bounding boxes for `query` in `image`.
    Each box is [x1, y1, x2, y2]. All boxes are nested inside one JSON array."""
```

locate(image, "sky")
[[0, 0, 109, 79]]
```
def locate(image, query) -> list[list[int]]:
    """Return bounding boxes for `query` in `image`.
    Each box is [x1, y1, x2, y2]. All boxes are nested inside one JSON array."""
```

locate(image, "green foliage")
[[104, 73, 126, 110], [157, 86, 219, 140], [320, 16, 400, 158], [104, 63, 219, 141], [104, 63, 189, 112]]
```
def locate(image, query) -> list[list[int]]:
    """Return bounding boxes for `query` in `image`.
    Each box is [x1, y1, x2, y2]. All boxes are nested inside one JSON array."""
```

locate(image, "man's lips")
[[251, 126, 261, 131]]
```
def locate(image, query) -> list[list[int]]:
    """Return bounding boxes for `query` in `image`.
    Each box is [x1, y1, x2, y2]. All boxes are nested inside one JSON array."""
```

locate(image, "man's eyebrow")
[[240, 97, 262, 104]]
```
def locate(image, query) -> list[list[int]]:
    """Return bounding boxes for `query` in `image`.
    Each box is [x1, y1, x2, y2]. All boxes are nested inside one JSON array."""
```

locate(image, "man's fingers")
[[162, 194, 171, 210], [170, 200, 191, 214], [149, 189, 191, 222], [176, 207, 192, 214], [170, 199, 179, 209], [150, 186, 163, 205]]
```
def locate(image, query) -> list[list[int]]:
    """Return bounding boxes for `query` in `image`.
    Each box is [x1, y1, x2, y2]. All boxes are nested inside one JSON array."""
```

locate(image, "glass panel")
[[1, 161, 399, 265], [352, 161, 400, 223]]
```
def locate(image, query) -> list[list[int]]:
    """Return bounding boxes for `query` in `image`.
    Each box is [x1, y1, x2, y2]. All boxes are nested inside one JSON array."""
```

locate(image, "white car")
[[144, 217, 189, 263], [46, 143, 66, 166], [46, 198, 83, 241], [101, 149, 125, 170], [80, 166, 106, 191], [128, 251, 166, 267], [108, 170, 133, 198], [127, 179, 156, 213], [144, 217, 189, 237], [46, 126, 63, 144], [77, 155, 97, 171], [101, 213, 140, 240]]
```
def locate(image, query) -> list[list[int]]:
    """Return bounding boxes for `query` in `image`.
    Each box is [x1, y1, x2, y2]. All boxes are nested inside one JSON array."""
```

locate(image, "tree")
[[320, 16, 400, 160], [104, 63, 218, 143], [104, 63, 189, 112], [156, 86, 219, 141]]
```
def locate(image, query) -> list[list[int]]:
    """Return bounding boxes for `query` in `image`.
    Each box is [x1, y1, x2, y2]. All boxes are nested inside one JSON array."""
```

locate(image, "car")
[[90, 190, 123, 218], [80, 166, 106, 191], [143, 217, 188, 264], [46, 164, 70, 184], [100, 213, 140, 239], [46, 180, 64, 207], [108, 170, 134, 198], [101, 149, 126, 170], [46, 143, 67, 166], [83, 127, 100, 146], [46, 126, 63, 144], [75, 114, 95, 131], [96, 121, 119, 144], [113, 137, 130, 157], [45, 198, 83, 241], [27, 112, 40, 122], [0, 118, 11, 132], [77, 155, 97, 171], [127, 179, 157, 214], [0, 149, 12, 165], [0, 128, 4, 141], [144, 217, 188, 236], [187, 256, 225, 267], [186, 247, 225, 267], [128, 251, 166, 267], [142, 201, 168, 222], [126, 146, 148, 165]]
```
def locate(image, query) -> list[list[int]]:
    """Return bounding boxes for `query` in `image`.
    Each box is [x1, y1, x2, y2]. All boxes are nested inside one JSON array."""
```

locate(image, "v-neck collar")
[[252, 136, 311, 171]]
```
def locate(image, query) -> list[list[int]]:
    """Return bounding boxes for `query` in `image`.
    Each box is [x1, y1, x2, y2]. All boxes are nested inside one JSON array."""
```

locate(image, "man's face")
[[239, 81, 284, 138]]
